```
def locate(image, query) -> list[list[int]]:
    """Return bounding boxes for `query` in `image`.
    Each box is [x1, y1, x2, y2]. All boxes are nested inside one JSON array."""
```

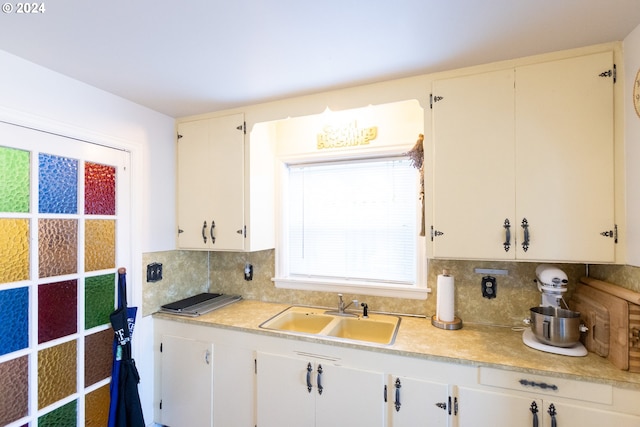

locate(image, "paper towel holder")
[[431, 269, 463, 330], [431, 314, 463, 330]]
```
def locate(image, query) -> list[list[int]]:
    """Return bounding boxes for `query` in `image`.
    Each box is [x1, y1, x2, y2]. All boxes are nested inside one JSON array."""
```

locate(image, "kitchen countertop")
[[153, 299, 640, 391]]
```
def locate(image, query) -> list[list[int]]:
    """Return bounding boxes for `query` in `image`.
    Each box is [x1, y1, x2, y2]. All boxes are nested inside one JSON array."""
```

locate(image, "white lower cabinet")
[[159, 334, 214, 427], [455, 386, 640, 427], [155, 320, 255, 427], [155, 319, 640, 427], [457, 367, 640, 427], [388, 375, 450, 426], [256, 351, 386, 427]]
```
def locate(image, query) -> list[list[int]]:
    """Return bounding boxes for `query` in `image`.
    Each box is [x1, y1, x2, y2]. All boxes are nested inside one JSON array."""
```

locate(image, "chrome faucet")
[[326, 294, 358, 317]]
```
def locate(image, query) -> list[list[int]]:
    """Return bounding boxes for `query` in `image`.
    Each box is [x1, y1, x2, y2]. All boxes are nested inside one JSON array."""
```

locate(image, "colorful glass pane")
[[38, 280, 77, 344], [38, 399, 77, 427], [0, 355, 28, 425], [85, 162, 116, 215], [39, 153, 78, 214], [85, 219, 115, 272], [0, 287, 29, 356], [0, 146, 30, 213], [38, 340, 77, 409], [84, 328, 113, 386], [85, 274, 115, 329], [38, 219, 77, 278], [85, 384, 110, 427], [0, 218, 29, 284]]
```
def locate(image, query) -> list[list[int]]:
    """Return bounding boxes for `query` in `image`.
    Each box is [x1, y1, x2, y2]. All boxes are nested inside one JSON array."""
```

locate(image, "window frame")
[[273, 151, 428, 300]]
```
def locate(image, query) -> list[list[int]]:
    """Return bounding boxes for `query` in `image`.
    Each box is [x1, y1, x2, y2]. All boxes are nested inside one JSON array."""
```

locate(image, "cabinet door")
[[315, 363, 386, 427], [177, 113, 245, 250], [256, 352, 385, 427], [545, 401, 640, 427], [213, 344, 255, 427], [515, 52, 615, 262], [455, 387, 541, 427], [256, 352, 315, 427], [160, 334, 213, 427], [388, 376, 449, 427], [177, 119, 213, 249], [432, 69, 516, 260]]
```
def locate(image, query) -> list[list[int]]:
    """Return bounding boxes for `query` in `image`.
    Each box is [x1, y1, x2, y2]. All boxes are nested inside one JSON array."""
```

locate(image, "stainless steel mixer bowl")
[[530, 306, 582, 347]]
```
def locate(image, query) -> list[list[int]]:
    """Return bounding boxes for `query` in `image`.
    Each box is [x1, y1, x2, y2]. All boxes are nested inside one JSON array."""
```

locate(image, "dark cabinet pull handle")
[[394, 378, 401, 412], [210, 220, 216, 244], [530, 401, 539, 427], [503, 219, 511, 252], [317, 364, 323, 395], [306, 363, 313, 393], [521, 218, 530, 252], [519, 379, 558, 391], [548, 404, 557, 427], [202, 221, 207, 244]]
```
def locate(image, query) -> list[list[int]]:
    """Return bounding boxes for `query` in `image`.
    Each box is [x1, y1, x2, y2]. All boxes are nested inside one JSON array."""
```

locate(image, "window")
[[275, 155, 427, 299]]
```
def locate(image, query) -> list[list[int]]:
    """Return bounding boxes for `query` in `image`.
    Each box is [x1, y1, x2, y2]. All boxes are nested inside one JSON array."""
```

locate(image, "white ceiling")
[[1, 0, 639, 118]]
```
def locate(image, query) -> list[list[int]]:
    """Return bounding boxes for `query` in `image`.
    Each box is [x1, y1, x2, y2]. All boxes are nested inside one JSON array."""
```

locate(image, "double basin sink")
[[259, 306, 401, 345]]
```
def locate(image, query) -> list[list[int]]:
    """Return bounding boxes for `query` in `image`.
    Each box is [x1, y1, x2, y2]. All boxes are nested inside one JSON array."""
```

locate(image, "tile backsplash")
[[142, 249, 640, 327]]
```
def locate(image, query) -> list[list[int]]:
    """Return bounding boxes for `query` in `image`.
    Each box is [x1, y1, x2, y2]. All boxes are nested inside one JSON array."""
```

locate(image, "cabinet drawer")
[[479, 367, 612, 404]]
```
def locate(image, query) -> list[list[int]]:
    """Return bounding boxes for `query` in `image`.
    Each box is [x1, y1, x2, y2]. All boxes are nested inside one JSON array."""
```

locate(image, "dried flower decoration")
[[406, 134, 424, 170]]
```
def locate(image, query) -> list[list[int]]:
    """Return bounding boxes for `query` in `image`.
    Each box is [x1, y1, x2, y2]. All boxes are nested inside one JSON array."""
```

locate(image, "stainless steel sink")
[[259, 306, 401, 345]]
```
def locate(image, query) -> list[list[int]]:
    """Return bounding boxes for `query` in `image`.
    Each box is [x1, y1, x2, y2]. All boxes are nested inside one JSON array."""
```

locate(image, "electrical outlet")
[[146, 262, 163, 282], [482, 275, 496, 299], [244, 263, 253, 281]]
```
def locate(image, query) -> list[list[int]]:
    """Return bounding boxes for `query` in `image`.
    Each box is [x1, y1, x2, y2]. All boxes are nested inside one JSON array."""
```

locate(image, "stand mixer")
[[522, 265, 587, 356], [535, 264, 569, 308]]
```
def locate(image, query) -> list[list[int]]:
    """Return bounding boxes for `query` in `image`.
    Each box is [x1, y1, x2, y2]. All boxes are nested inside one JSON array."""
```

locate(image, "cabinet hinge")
[[600, 224, 619, 243], [236, 121, 246, 134], [160, 342, 163, 353], [599, 64, 617, 83], [254, 358, 257, 374], [159, 399, 163, 410], [430, 94, 444, 109], [177, 133, 183, 140]]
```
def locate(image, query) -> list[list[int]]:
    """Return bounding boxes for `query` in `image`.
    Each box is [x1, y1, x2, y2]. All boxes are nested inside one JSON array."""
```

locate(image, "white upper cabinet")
[[514, 52, 615, 262], [432, 68, 516, 260], [431, 51, 616, 262], [177, 113, 274, 251]]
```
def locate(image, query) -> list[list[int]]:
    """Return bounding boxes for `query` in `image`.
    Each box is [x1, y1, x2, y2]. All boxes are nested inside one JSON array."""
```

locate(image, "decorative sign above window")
[[316, 121, 378, 150]]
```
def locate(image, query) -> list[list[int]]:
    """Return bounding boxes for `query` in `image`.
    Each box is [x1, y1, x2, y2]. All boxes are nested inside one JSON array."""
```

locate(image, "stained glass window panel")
[[0, 287, 29, 356], [0, 146, 30, 213], [38, 399, 77, 427], [85, 219, 115, 272], [38, 280, 77, 344], [85, 274, 115, 329], [85, 384, 110, 427], [38, 219, 77, 278], [38, 340, 77, 409], [84, 328, 113, 386], [85, 162, 116, 215], [0, 355, 29, 425], [39, 153, 78, 214], [0, 218, 29, 284]]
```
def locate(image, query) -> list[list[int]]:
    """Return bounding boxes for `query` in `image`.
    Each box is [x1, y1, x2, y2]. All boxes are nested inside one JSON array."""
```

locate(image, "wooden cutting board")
[[577, 279, 629, 370], [570, 287, 610, 356]]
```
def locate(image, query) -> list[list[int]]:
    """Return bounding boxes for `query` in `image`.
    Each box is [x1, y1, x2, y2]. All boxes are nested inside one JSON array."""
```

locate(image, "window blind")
[[287, 157, 417, 285]]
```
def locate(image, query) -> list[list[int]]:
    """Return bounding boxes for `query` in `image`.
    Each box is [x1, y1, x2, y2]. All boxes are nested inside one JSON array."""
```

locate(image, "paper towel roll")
[[436, 272, 455, 322]]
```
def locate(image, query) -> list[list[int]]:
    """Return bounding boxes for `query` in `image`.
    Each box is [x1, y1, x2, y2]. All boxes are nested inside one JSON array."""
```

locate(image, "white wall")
[[0, 50, 177, 253], [0, 49, 176, 425], [624, 24, 640, 266]]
